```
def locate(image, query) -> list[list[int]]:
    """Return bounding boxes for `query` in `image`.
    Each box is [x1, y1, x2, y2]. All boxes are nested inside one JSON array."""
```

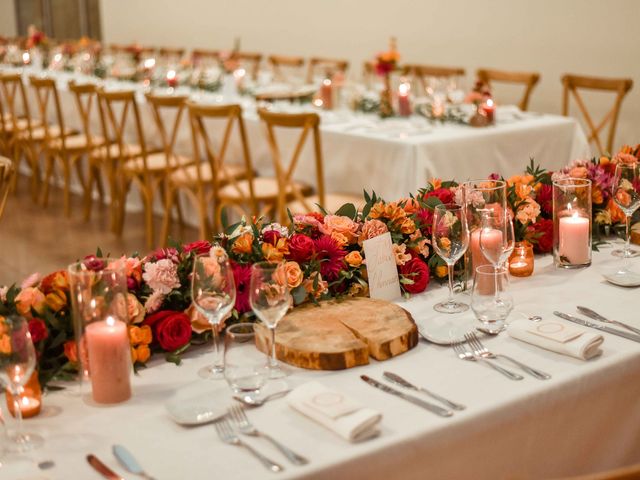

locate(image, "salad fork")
[[452, 341, 523, 381], [228, 405, 309, 465], [214, 417, 284, 472], [464, 333, 551, 380]]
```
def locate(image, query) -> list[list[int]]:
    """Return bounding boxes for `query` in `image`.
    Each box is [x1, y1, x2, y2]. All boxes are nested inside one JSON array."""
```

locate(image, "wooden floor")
[[0, 175, 200, 286]]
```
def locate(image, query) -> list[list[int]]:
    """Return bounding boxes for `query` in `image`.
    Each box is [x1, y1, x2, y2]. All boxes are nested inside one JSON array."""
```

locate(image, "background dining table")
[[1, 247, 639, 480]]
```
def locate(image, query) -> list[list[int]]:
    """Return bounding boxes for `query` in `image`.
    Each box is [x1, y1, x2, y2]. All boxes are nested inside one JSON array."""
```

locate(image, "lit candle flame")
[[166, 70, 176, 80], [399, 83, 410, 96], [143, 58, 156, 69], [106, 316, 116, 327], [486, 98, 494, 107]]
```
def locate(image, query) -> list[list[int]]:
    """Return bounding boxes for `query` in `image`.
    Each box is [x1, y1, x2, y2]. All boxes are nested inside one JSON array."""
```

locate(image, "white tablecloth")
[[2, 248, 639, 480]]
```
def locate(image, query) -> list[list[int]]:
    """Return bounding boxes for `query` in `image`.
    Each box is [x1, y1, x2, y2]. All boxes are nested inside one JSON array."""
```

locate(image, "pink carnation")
[[144, 290, 165, 314], [359, 219, 388, 244], [142, 259, 180, 294]]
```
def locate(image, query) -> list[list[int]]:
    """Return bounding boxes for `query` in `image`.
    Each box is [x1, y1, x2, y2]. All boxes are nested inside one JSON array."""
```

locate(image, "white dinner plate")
[[165, 381, 231, 426], [603, 268, 640, 287]]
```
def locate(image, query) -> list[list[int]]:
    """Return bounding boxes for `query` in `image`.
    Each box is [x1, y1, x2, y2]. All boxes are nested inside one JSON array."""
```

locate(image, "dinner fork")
[[464, 333, 551, 380], [228, 405, 309, 465], [214, 417, 284, 472], [452, 341, 523, 381]]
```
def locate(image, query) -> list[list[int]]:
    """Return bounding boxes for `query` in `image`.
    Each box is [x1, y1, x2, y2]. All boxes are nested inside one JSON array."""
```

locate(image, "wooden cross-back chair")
[[476, 68, 540, 111], [561, 74, 633, 155], [191, 49, 220, 67], [29, 76, 98, 216], [0, 156, 15, 221], [237, 52, 262, 81], [0, 72, 45, 199], [362, 61, 378, 88], [162, 101, 255, 240], [306, 57, 349, 83], [268, 55, 305, 83], [258, 109, 361, 223], [403, 64, 465, 93], [158, 47, 185, 60]]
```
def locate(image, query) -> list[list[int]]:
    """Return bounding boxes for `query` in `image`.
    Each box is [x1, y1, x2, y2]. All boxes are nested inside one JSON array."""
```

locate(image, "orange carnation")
[[232, 232, 254, 254]]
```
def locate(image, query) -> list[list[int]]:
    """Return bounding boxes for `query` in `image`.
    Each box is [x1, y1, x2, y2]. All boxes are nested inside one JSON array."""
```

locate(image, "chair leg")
[[62, 160, 72, 217], [83, 164, 95, 221], [112, 177, 130, 236], [160, 187, 175, 247], [143, 190, 155, 250], [94, 166, 105, 202], [41, 154, 55, 208]]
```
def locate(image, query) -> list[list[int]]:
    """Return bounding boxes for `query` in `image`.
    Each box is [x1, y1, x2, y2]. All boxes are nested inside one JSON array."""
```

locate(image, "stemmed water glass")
[[0, 315, 44, 452], [192, 251, 236, 380], [612, 162, 640, 258], [432, 203, 470, 313], [249, 261, 291, 379]]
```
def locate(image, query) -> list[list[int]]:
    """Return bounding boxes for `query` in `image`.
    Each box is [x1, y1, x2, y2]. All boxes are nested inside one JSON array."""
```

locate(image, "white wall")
[[0, 0, 16, 37]]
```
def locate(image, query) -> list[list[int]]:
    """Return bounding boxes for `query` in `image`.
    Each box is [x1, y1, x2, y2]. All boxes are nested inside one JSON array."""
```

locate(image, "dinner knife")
[[86, 454, 125, 480], [382, 371, 466, 411], [576, 306, 640, 336], [360, 375, 453, 417], [113, 444, 156, 480], [553, 311, 640, 343]]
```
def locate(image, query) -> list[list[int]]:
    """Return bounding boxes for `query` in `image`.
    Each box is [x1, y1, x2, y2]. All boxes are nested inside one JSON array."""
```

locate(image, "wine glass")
[[479, 210, 515, 269], [471, 265, 513, 334], [612, 162, 640, 258], [224, 323, 269, 402], [192, 252, 236, 380], [432, 203, 470, 313], [0, 315, 44, 452], [249, 261, 291, 379]]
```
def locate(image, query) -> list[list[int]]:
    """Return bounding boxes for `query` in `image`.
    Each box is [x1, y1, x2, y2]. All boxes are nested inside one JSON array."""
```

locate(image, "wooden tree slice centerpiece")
[[254, 297, 418, 370]]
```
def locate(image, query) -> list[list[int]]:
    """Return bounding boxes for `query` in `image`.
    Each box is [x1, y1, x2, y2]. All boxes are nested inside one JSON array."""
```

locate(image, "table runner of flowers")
[[1, 145, 638, 386]]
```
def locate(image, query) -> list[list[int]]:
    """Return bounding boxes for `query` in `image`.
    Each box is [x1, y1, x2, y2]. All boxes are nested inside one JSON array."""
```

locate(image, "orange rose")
[[232, 232, 254, 254], [186, 304, 227, 334], [568, 166, 588, 179], [345, 251, 363, 267], [63, 340, 78, 363], [592, 187, 603, 205], [606, 198, 626, 224], [15, 287, 46, 318], [0, 334, 10, 354], [599, 156, 611, 166], [284, 261, 303, 289], [133, 344, 151, 363], [615, 190, 632, 209], [435, 265, 448, 278], [322, 215, 360, 243], [40, 270, 69, 294], [129, 326, 145, 345]]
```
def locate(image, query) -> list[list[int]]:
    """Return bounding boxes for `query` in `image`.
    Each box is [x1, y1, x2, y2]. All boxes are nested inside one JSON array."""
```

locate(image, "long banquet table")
[[2, 248, 639, 480], [3, 67, 590, 205]]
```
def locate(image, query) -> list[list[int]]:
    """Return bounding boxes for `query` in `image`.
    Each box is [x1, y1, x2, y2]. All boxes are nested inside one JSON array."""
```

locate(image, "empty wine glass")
[[249, 261, 291, 379], [479, 210, 515, 269], [612, 162, 640, 258], [192, 251, 236, 380], [224, 323, 269, 401], [471, 265, 513, 334], [0, 315, 44, 452], [432, 203, 470, 313]]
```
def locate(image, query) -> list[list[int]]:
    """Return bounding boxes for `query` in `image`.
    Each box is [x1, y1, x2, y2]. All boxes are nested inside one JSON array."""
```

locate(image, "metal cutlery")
[[113, 444, 155, 480], [553, 311, 640, 343], [360, 375, 453, 417], [228, 405, 309, 465], [452, 341, 524, 381], [233, 389, 292, 407], [576, 306, 640, 336], [87, 454, 125, 480], [464, 333, 551, 380], [382, 371, 465, 410], [214, 417, 284, 472]]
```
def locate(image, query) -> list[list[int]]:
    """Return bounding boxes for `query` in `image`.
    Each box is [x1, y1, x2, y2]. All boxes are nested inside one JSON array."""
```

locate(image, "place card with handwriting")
[[363, 232, 401, 301]]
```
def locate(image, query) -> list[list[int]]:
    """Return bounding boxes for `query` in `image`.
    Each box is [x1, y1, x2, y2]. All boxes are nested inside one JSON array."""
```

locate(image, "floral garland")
[[1, 146, 638, 387]]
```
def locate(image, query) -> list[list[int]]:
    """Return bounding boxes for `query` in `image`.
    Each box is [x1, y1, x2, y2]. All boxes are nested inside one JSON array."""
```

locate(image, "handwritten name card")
[[363, 232, 401, 301]]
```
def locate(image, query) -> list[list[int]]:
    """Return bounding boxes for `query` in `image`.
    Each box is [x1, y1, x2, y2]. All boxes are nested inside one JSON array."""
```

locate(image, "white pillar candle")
[[558, 215, 590, 265]]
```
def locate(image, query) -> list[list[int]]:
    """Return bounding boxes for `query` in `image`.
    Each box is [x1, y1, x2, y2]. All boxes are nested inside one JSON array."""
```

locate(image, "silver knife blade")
[[382, 372, 418, 391], [86, 454, 124, 480], [360, 375, 453, 417], [113, 445, 147, 477], [553, 311, 640, 343], [576, 306, 640, 336]]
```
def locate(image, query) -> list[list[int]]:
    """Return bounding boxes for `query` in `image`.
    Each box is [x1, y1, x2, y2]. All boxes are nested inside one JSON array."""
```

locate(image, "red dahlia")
[[313, 235, 346, 281]]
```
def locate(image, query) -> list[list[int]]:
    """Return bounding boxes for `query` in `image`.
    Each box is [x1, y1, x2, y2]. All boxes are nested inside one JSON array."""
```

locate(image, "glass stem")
[[211, 321, 222, 370], [269, 327, 278, 368], [493, 265, 500, 302], [625, 214, 631, 256], [447, 263, 455, 304], [11, 388, 24, 444]]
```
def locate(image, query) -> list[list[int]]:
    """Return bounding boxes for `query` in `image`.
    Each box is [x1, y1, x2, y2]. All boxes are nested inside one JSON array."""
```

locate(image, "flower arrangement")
[[464, 80, 492, 105], [26, 25, 47, 50], [374, 37, 400, 76]]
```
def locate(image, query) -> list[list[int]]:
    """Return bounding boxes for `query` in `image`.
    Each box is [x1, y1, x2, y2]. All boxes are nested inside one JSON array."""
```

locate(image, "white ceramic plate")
[[165, 382, 230, 426], [416, 314, 479, 345], [603, 269, 640, 287]]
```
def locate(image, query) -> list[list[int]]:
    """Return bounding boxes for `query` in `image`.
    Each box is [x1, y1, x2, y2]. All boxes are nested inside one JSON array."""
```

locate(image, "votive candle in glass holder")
[[6, 371, 42, 419], [553, 177, 592, 268], [508, 241, 534, 277]]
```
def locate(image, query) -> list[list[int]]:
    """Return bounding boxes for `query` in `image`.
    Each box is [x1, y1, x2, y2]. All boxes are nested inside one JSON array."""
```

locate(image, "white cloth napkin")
[[507, 318, 604, 360], [287, 381, 382, 442]]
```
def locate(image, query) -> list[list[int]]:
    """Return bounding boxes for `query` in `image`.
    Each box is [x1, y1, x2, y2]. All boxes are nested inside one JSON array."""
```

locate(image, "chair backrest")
[[268, 55, 305, 83], [145, 92, 188, 173], [561, 73, 633, 155], [0, 72, 36, 138], [0, 156, 14, 220], [97, 89, 149, 171], [68, 80, 105, 151], [307, 57, 349, 83], [403, 63, 465, 94], [257, 109, 324, 222], [191, 49, 220, 67], [158, 47, 185, 59], [187, 101, 255, 213], [237, 52, 262, 80], [28, 76, 69, 150], [476, 68, 540, 111], [555, 462, 640, 480]]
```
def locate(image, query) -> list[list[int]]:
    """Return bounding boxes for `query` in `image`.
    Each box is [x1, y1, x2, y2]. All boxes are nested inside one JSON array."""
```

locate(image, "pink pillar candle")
[[471, 228, 502, 294], [320, 78, 333, 110], [398, 82, 411, 117], [481, 99, 495, 122], [558, 215, 590, 265], [85, 317, 132, 404]]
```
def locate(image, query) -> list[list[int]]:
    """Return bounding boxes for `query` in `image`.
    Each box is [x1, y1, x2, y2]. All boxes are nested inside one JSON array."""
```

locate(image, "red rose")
[[147, 247, 179, 263], [399, 257, 430, 294], [527, 218, 553, 253], [537, 184, 553, 216], [182, 240, 211, 255], [425, 188, 453, 205], [144, 310, 191, 352], [28, 318, 48, 343], [83, 255, 105, 272], [287, 234, 315, 263], [262, 230, 281, 246]]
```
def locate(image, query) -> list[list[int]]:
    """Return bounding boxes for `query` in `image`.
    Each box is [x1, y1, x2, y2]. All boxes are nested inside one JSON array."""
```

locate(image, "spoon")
[[233, 389, 292, 406]]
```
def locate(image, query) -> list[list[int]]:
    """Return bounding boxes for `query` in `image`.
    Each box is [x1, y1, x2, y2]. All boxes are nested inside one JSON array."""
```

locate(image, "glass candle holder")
[[68, 260, 132, 404], [509, 241, 534, 277], [552, 177, 592, 268], [6, 371, 42, 419]]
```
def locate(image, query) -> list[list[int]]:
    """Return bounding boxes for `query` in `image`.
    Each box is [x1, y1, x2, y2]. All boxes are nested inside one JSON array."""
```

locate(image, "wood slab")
[[255, 297, 418, 370]]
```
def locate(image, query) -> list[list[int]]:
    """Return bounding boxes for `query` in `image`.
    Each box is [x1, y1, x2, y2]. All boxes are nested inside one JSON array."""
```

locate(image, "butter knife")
[[576, 306, 640, 336], [87, 454, 125, 480], [553, 311, 640, 343], [360, 375, 453, 417], [382, 372, 466, 411], [113, 445, 155, 480]]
